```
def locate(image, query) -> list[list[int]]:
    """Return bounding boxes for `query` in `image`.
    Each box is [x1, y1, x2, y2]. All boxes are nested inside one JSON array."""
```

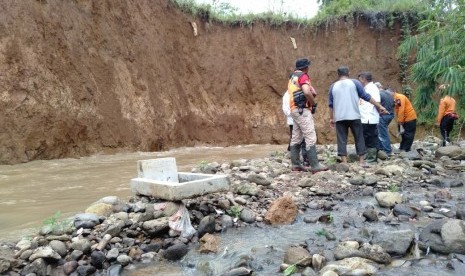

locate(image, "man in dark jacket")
[[375, 82, 395, 155]]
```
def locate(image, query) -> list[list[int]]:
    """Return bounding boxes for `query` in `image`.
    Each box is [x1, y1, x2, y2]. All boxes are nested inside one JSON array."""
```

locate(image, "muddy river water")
[[0, 144, 284, 242], [1, 144, 462, 275]]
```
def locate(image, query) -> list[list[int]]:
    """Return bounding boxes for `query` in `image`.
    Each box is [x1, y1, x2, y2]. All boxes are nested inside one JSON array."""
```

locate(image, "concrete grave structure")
[[130, 158, 230, 201]]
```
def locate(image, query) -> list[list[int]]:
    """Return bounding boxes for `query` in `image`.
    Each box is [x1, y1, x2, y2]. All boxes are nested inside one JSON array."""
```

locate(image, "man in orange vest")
[[391, 89, 417, 152], [288, 58, 327, 173], [436, 84, 459, 146]]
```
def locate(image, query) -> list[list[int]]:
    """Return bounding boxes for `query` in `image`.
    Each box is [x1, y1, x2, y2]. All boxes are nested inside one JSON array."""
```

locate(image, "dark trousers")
[[440, 115, 456, 146], [335, 119, 366, 156], [399, 119, 416, 152], [362, 123, 379, 149]]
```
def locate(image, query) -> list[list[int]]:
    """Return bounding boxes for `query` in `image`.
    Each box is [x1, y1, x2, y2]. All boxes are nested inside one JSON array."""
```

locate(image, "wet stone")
[[90, 251, 105, 269], [456, 207, 465, 220], [240, 208, 256, 223], [422, 206, 434, 212], [107, 264, 123, 276], [363, 175, 378, 186], [197, 216, 216, 238], [63, 260, 78, 275], [393, 204, 417, 218], [106, 248, 119, 261], [362, 207, 378, 222], [116, 254, 132, 266], [76, 265, 96, 276], [349, 175, 364, 185], [303, 216, 319, 223], [70, 250, 84, 261]]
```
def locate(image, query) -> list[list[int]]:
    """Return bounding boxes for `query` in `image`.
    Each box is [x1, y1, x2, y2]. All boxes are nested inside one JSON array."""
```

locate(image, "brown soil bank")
[[0, 0, 403, 164]]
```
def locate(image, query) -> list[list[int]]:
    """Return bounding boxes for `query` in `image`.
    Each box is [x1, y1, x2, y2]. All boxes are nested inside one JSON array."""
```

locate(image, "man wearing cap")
[[328, 66, 388, 166], [287, 58, 327, 173]]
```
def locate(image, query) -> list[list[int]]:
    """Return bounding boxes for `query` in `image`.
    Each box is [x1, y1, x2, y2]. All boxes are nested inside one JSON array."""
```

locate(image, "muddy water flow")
[[126, 195, 460, 276], [0, 144, 284, 241], [124, 181, 465, 275]]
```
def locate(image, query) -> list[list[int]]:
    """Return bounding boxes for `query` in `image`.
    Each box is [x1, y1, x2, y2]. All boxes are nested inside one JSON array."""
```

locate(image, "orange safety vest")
[[288, 71, 310, 111]]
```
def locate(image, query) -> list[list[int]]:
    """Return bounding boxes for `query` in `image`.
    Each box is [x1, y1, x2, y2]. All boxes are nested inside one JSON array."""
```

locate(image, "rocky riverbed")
[[1, 136, 465, 276]]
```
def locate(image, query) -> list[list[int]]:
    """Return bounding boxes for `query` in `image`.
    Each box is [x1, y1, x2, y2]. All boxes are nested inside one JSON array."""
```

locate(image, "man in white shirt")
[[358, 72, 381, 163]]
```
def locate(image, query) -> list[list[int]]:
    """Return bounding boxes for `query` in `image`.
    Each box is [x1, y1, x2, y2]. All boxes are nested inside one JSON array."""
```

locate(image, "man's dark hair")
[[337, 66, 349, 77], [358, 71, 373, 82]]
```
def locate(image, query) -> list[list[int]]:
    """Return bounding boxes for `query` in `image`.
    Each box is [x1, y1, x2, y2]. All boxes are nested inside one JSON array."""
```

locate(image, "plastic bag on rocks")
[[153, 202, 167, 211], [168, 204, 196, 238]]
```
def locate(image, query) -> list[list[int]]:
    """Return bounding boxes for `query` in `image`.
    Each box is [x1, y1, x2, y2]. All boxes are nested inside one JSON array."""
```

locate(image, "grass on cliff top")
[[170, 0, 428, 28]]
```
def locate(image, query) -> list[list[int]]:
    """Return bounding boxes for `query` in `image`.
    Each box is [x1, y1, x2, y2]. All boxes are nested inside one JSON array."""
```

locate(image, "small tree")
[[398, 0, 465, 123], [211, 0, 238, 18]]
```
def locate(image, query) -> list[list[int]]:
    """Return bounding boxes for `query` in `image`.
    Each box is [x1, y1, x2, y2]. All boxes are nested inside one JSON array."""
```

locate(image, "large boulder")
[[333, 242, 391, 264], [0, 247, 16, 274], [435, 146, 465, 160], [163, 243, 188, 261], [142, 217, 170, 236], [283, 246, 312, 266], [420, 219, 465, 254], [199, 233, 220, 254], [371, 228, 414, 255], [320, 257, 379, 275], [85, 203, 113, 217], [441, 219, 465, 254], [375, 192, 403, 208]]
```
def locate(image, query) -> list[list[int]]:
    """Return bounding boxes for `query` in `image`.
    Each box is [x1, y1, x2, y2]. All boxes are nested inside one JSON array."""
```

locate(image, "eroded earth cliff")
[[0, 0, 402, 164]]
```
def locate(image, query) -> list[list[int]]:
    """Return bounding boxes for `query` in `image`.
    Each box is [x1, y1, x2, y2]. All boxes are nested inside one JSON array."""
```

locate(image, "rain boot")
[[290, 144, 306, 172], [308, 145, 328, 174], [301, 142, 310, 168], [366, 148, 378, 164]]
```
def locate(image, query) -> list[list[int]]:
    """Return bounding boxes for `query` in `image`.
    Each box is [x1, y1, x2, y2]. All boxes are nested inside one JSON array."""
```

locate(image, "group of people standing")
[[282, 58, 459, 171]]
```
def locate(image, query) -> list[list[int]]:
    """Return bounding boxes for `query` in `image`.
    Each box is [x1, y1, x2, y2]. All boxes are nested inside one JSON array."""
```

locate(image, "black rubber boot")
[[290, 145, 306, 171], [308, 145, 328, 173], [301, 141, 310, 168], [366, 148, 378, 164]]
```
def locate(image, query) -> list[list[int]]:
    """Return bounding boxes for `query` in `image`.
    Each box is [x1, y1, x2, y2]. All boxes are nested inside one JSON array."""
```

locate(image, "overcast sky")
[[196, 0, 320, 19]]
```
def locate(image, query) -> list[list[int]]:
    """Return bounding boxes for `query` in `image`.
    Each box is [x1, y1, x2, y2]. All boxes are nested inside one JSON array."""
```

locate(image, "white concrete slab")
[[137, 157, 179, 183], [130, 159, 230, 200]]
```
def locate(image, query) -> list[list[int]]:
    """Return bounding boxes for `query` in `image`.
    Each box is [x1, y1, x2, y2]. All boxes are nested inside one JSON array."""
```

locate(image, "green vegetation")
[[323, 150, 337, 165], [43, 210, 62, 227], [451, 118, 465, 143], [43, 211, 72, 233], [315, 228, 328, 236], [283, 256, 313, 275], [387, 183, 399, 192], [171, 0, 427, 28], [227, 205, 242, 218], [198, 160, 208, 172], [398, 0, 465, 128], [316, 0, 428, 19], [283, 263, 297, 276], [328, 212, 334, 223], [170, 0, 307, 26], [271, 150, 286, 159]]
